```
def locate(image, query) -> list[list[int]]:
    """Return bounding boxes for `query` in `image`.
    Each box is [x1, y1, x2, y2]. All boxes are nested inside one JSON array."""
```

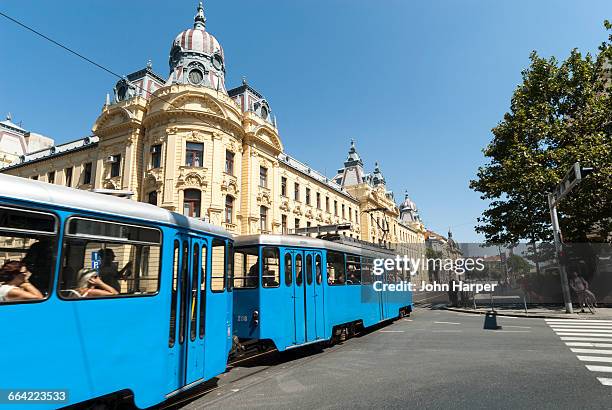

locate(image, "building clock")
[[212, 53, 224, 71]]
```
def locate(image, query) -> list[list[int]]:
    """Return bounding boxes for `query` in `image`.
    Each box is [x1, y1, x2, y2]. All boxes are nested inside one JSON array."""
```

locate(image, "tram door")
[[292, 251, 306, 345], [304, 251, 325, 341]]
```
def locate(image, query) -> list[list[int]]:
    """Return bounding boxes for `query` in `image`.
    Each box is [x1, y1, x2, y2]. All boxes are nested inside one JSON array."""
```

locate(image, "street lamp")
[[548, 161, 594, 314]]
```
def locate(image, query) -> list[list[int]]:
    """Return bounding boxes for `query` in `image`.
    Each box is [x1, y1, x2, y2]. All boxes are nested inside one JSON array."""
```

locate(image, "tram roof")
[[235, 234, 398, 257], [0, 174, 231, 238]]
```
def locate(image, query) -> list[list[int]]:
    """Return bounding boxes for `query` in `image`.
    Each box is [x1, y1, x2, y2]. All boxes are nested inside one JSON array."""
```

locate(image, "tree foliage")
[[470, 22, 612, 244]]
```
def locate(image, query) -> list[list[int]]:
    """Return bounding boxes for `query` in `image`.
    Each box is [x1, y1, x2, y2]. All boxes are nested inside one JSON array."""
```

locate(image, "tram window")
[[306, 254, 313, 285], [59, 218, 161, 299], [284, 253, 292, 286], [169, 240, 179, 347], [326, 251, 345, 285], [227, 242, 234, 292], [190, 244, 199, 342], [211, 239, 226, 292], [361, 257, 373, 285], [0, 206, 57, 303], [199, 244, 207, 339], [295, 254, 303, 286], [234, 247, 258, 288], [346, 255, 361, 285], [315, 255, 322, 285], [262, 247, 279, 288]]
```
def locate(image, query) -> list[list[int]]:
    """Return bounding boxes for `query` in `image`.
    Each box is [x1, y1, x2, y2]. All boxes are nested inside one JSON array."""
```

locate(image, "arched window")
[[148, 190, 158, 206], [225, 196, 234, 224], [259, 206, 267, 232], [183, 189, 201, 218]]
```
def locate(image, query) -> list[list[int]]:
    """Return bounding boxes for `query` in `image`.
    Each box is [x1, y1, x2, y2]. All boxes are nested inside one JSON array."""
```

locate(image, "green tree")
[[470, 22, 612, 244]]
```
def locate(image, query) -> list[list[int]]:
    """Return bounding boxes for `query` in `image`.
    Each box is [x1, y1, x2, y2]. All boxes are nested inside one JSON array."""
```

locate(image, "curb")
[[443, 306, 612, 320]]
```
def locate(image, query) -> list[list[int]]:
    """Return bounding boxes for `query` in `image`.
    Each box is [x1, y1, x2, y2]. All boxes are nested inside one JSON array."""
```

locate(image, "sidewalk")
[[443, 305, 612, 320]]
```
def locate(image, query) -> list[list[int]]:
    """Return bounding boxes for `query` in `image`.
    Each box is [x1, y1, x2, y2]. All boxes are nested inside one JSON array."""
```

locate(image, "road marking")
[[577, 356, 612, 363], [380, 330, 405, 333], [546, 320, 612, 324], [556, 333, 612, 337], [503, 325, 531, 329], [553, 329, 612, 333], [561, 337, 612, 342], [403, 319, 413, 322], [571, 349, 612, 355], [597, 377, 612, 386], [585, 365, 612, 372], [565, 342, 612, 348], [434, 321, 461, 325], [552, 325, 612, 329]]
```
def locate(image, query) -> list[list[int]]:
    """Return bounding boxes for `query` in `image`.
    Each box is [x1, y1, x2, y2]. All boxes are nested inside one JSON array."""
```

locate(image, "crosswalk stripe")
[[552, 326, 612, 329], [555, 333, 612, 337], [597, 377, 612, 386], [577, 355, 612, 363], [565, 342, 612, 348], [561, 337, 612, 342], [553, 329, 612, 333], [546, 320, 612, 324], [586, 365, 612, 372], [571, 348, 612, 355]]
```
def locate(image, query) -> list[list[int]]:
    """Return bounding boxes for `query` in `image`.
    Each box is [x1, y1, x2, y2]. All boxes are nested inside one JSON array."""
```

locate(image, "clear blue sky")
[[1, 0, 610, 242]]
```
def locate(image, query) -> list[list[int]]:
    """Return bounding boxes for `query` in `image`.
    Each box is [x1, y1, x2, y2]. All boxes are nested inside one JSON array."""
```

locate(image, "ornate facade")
[[1, 3, 427, 269]]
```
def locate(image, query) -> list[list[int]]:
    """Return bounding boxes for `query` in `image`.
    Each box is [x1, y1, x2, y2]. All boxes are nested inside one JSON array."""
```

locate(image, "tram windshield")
[[0, 206, 57, 303]]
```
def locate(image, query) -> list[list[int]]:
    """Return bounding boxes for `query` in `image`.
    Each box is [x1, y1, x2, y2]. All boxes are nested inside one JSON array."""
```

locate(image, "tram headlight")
[[252, 310, 259, 326]]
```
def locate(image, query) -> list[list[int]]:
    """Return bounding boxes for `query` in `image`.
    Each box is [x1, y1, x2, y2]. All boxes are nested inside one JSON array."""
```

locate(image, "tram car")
[[0, 174, 234, 409], [232, 234, 413, 351]]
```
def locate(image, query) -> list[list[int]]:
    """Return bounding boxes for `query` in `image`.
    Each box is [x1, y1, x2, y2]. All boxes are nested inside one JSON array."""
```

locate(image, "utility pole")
[[548, 162, 594, 314]]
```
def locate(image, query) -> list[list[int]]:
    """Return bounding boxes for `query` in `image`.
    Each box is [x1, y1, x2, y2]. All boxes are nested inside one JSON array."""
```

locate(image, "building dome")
[[400, 192, 417, 212], [399, 190, 421, 224], [168, 2, 227, 92]]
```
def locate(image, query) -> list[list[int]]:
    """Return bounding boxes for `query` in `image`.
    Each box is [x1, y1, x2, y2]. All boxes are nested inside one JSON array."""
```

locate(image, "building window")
[[151, 144, 162, 169], [305, 188, 311, 205], [349, 206, 352, 221], [259, 166, 268, 188], [183, 189, 201, 218], [65, 167, 73, 187], [83, 162, 93, 184], [295, 218, 300, 230], [281, 177, 287, 196], [47, 171, 55, 184], [307, 221, 311, 228], [186, 142, 203, 167], [355, 210, 358, 222], [225, 196, 234, 224], [110, 154, 121, 178], [342, 204, 345, 219], [294, 183, 300, 201], [260, 206, 268, 231], [31, 175, 38, 180], [325, 197, 330, 213], [316, 192, 321, 209], [334, 200, 338, 216], [148, 190, 158, 206], [281, 214, 287, 234], [225, 150, 234, 175]]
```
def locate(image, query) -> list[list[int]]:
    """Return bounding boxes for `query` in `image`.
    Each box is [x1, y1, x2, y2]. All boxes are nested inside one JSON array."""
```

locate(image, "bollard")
[[483, 310, 502, 330]]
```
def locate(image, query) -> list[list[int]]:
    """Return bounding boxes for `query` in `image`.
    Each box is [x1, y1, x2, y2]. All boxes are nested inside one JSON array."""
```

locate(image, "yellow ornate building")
[[1, 3, 427, 274]]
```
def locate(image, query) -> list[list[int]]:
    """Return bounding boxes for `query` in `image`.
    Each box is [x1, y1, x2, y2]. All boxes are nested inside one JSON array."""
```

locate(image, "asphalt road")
[[176, 308, 612, 409]]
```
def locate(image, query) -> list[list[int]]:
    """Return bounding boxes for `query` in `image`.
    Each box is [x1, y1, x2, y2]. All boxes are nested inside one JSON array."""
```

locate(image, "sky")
[[1, 0, 611, 242]]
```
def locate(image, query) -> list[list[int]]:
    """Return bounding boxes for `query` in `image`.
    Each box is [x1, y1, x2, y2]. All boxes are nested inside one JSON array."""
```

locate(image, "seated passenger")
[[23, 239, 54, 295], [75, 268, 119, 297], [98, 248, 132, 293], [0, 261, 44, 302]]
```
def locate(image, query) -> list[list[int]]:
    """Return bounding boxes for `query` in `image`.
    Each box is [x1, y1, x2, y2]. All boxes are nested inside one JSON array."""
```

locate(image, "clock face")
[[212, 53, 223, 70], [189, 69, 203, 85]]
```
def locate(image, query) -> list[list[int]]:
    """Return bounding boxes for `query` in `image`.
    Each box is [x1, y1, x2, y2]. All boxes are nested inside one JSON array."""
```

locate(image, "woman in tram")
[[0, 260, 44, 302]]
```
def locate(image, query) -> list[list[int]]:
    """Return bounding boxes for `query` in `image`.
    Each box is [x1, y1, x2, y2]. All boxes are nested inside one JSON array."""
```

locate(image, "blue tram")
[[232, 234, 412, 351], [0, 175, 233, 409]]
